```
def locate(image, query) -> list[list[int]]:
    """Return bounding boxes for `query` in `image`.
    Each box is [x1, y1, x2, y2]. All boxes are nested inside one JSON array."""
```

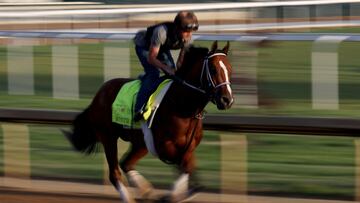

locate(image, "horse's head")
[[202, 41, 233, 110], [176, 41, 234, 110]]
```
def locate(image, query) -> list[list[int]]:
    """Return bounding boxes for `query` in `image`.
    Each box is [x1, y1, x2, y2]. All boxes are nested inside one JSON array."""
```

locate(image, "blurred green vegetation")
[[0, 39, 360, 118], [29, 125, 104, 182], [0, 124, 356, 200], [0, 36, 359, 200], [248, 133, 355, 199]]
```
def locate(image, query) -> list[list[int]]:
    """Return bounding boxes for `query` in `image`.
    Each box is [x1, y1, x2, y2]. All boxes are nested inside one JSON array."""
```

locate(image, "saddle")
[[112, 79, 173, 128]]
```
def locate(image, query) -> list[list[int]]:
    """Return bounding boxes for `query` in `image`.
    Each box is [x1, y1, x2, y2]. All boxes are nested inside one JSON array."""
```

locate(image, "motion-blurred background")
[[0, 0, 360, 203]]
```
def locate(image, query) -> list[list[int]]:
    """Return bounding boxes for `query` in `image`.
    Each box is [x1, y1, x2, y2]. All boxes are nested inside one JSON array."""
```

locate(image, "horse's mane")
[[176, 45, 209, 77]]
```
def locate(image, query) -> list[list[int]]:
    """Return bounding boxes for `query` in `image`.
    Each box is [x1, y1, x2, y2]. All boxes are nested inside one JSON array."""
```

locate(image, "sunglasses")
[[182, 23, 199, 31]]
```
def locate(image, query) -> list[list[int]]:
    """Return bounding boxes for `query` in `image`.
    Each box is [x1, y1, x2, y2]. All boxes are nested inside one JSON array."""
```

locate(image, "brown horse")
[[65, 41, 233, 203]]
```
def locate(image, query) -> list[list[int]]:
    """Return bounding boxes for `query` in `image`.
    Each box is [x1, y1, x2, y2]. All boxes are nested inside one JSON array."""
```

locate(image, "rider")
[[133, 11, 199, 121]]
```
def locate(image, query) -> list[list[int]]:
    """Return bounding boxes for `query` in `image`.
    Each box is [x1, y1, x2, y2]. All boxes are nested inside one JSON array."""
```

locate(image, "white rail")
[[0, 30, 360, 41], [0, 0, 359, 17]]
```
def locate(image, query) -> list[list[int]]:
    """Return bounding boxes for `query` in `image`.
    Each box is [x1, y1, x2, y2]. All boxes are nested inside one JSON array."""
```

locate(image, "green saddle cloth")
[[112, 79, 172, 127]]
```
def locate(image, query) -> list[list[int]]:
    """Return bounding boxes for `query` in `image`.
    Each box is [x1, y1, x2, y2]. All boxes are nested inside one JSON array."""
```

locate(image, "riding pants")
[[134, 45, 175, 113]]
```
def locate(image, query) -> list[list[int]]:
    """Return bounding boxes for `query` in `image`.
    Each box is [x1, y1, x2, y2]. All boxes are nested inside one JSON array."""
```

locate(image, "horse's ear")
[[211, 41, 218, 52], [223, 41, 230, 55]]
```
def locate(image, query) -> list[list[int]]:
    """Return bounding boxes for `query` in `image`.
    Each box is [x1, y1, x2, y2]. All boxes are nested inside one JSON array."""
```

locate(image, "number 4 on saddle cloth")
[[112, 79, 173, 128]]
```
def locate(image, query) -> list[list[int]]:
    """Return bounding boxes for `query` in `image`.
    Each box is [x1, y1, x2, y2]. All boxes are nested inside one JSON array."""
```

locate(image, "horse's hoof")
[[157, 194, 171, 203], [157, 191, 198, 203], [188, 184, 205, 196], [139, 187, 154, 200]]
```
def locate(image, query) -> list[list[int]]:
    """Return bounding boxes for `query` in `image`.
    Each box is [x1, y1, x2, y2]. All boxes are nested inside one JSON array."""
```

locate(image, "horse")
[[65, 41, 234, 203]]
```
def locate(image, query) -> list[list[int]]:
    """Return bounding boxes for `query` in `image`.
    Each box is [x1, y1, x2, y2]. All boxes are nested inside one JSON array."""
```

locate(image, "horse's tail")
[[63, 108, 98, 154]]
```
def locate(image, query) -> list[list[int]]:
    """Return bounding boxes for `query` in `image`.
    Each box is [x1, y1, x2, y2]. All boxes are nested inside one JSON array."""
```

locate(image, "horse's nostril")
[[221, 96, 230, 105]]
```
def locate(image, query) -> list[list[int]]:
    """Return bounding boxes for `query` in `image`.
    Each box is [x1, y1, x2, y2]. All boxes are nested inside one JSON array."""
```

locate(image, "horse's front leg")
[[171, 152, 200, 203]]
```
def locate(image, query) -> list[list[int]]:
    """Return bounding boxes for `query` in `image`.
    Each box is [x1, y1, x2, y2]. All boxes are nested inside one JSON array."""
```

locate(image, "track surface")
[[0, 178, 354, 203], [1, 188, 120, 203]]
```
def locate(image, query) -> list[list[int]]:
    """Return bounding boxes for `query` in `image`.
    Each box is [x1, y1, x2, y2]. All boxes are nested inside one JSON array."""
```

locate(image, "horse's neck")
[[169, 50, 209, 116], [166, 82, 208, 117]]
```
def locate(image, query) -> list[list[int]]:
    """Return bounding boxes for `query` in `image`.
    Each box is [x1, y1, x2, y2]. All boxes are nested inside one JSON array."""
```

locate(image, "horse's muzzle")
[[214, 89, 233, 110]]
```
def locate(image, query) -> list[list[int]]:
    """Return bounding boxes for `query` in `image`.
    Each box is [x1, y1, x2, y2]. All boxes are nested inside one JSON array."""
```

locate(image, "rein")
[[172, 76, 206, 94]]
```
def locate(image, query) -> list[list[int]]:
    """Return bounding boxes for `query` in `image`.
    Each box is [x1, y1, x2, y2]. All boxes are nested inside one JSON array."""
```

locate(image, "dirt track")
[[0, 177, 355, 203], [1, 188, 120, 203], [1, 187, 356, 203], [0, 187, 199, 203]]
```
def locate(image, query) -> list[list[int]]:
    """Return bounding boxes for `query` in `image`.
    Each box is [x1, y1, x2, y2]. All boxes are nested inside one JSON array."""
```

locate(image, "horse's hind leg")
[[120, 139, 154, 198], [100, 132, 136, 203]]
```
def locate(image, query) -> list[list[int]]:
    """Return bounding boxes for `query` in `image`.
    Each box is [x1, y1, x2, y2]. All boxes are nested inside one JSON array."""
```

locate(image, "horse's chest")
[[158, 133, 198, 159]]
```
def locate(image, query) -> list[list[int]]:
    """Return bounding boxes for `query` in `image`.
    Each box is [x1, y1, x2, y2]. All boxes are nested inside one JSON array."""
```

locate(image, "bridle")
[[200, 52, 231, 95], [174, 52, 231, 98]]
